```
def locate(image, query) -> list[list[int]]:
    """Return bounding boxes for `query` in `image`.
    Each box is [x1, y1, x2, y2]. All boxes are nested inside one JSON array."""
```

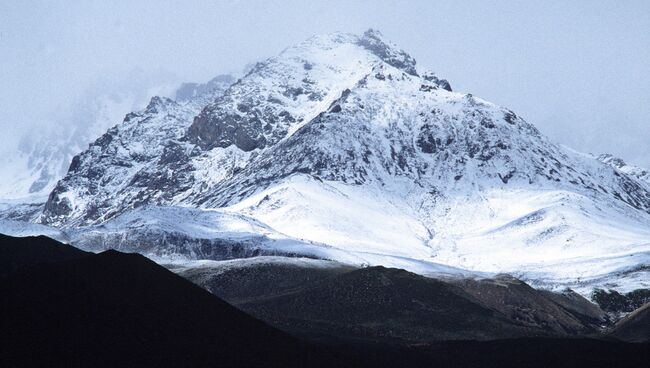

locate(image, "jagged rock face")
[[42, 97, 194, 224], [41, 29, 650, 234], [39, 75, 235, 226], [42, 30, 445, 225], [40, 85, 237, 226], [0, 76, 196, 201], [186, 30, 446, 152], [599, 153, 650, 184], [198, 63, 650, 218], [175, 74, 236, 104], [356, 29, 419, 76]]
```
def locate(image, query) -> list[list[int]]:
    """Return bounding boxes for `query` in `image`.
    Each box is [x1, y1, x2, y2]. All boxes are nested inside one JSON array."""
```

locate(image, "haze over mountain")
[[2, 1, 649, 169], [0, 70, 179, 200]]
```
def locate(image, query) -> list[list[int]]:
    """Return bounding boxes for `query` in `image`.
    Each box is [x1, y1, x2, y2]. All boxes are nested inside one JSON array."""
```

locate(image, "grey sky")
[[1, 1, 649, 165]]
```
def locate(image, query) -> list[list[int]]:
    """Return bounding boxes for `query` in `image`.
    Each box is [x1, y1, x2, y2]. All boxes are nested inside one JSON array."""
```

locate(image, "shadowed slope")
[[0, 235, 332, 368], [611, 302, 650, 342], [0, 233, 89, 275]]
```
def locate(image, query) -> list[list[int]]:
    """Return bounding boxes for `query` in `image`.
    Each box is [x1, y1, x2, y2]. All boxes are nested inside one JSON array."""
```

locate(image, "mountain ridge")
[[1, 29, 648, 296]]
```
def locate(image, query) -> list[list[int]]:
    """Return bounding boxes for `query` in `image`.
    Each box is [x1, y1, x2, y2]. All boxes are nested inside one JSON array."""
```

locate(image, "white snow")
[[0, 218, 65, 240]]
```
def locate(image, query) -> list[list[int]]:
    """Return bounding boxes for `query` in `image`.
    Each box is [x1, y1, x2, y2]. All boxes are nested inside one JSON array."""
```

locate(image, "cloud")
[[1, 0, 648, 165]]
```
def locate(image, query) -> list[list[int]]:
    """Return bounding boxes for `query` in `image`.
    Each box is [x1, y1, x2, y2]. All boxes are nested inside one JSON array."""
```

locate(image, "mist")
[[1, 0, 649, 165]]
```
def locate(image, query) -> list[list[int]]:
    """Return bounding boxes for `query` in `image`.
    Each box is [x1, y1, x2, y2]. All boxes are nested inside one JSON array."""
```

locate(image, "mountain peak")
[[599, 153, 650, 184], [185, 30, 428, 152], [422, 70, 452, 91], [362, 28, 385, 39], [145, 96, 177, 114], [280, 29, 419, 77], [174, 74, 236, 103], [35, 31, 650, 299], [356, 28, 418, 76]]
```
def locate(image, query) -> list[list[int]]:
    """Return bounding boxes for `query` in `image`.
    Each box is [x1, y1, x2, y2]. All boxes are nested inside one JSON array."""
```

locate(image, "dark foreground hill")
[[0, 233, 89, 275], [0, 235, 330, 368], [611, 302, 650, 343], [177, 261, 605, 343], [1, 234, 648, 368], [335, 337, 649, 368], [176, 258, 650, 367]]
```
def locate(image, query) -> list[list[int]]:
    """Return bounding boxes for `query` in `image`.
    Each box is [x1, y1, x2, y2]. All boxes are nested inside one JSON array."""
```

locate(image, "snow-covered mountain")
[[0, 73, 234, 205], [599, 153, 650, 185], [6, 29, 650, 295], [0, 74, 182, 202], [0, 93, 137, 201], [174, 74, 237, 109]]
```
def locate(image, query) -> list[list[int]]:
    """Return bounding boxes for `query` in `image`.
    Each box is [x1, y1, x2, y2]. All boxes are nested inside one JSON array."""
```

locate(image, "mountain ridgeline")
[[42, 29, 650, 227], [2, 234, 648, 368]]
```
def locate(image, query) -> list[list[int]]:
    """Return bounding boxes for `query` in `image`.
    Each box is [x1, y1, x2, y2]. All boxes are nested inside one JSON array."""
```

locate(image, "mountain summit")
[[31, 30, 650, 294], [41, 29, 450, 225]]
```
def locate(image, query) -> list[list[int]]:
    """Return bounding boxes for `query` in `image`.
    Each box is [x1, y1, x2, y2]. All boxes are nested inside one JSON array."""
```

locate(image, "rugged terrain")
[[0, 29, 649, 299], [174, 257, 614, 344], [610, 302, 650, 343], [2, 234, 648, 368]]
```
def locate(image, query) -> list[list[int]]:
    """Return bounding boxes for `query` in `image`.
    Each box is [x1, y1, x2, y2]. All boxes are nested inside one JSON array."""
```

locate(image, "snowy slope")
[[0, 204, 469, 277], [85, 205, 479, 277], [0, 218, 65, 240], [22, 29, 650, 295], [66, 205, 315, 260], [225, 175, 650, 293], [229, 175, 435, 259]]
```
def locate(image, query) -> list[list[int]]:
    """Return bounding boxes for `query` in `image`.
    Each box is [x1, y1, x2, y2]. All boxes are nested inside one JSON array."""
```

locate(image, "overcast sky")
[[1, 0, 649, 165]]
